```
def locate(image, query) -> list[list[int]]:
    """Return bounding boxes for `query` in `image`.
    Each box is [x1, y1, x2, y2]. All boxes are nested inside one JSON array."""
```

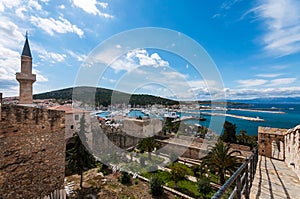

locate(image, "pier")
[[201, 112, 265, 121], [172, 116, 202, 122], [229, 108, 285, 114], [181, 110, 265, 122]]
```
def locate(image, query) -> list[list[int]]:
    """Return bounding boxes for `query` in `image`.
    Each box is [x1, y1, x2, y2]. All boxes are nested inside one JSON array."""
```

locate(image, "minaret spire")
[[21, 31, 32, 57]]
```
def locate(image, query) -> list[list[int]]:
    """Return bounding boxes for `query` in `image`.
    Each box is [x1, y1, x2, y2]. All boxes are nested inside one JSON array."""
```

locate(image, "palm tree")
[[137, 136, 159, 160], [200, 139, 241, 184]]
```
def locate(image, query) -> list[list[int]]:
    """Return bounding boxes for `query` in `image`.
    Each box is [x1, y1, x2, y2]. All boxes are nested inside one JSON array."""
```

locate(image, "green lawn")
[[141, 169, 217, 198]]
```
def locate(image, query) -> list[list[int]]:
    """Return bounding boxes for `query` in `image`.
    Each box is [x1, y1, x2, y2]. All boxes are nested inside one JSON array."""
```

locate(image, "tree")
[[150, 175, 164, 196], [200, 139, 241, 184], [169, 163, 187, 188], [191, 164, 207, 178], [236, 130, 258, 149], [66, 115, 96, 189], [137, 136, 159, 160], [237, 130, 248, 144], [221, 121, 237, 143], [197, 176, 212, 199]]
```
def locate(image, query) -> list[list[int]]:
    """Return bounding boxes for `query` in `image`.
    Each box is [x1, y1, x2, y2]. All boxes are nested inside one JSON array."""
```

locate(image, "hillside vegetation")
[[33, 86, 179, 106]]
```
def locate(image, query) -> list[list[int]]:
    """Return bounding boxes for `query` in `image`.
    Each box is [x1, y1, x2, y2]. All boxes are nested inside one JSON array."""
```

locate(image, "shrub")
[[150, 175, 164, 196], [134, 179, 139, 185], [119, 171, 131, 184], [197, 176, 212, 198]]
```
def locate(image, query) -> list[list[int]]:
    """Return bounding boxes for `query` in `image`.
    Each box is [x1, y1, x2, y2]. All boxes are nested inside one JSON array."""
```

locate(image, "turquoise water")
[[127, 110, 149, 118], [96, 111, 111, 118], [184, 103, 300, 136]]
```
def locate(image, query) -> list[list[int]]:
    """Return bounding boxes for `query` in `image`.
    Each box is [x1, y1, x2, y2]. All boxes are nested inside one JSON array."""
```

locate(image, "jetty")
[[172, 116, 201, 122], [229, 108, 285, 114], [201, 112, 265, 121], [179, 110, 265, 122]]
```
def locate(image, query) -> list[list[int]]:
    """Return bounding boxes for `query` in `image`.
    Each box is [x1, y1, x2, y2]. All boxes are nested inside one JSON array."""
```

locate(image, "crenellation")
[[285, 125, 300, 180], [258, 125, 300, 180], [258, 126, 287, 160], [0, 104, 65, 198]]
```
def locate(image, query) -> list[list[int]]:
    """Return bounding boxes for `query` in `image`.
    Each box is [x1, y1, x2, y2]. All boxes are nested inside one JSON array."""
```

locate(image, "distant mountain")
[[33, 86, 179, 106], [229, 97, 300, 104]]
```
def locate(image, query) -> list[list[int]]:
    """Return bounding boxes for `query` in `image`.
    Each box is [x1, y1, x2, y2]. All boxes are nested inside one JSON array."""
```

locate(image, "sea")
[[185, 103, 300, 136], [98, 103, 300, 136]]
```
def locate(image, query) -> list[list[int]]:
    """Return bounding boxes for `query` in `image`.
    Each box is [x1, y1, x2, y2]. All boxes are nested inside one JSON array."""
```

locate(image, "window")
[[75, 115, 79, 121], [71, 125, 74, 129]]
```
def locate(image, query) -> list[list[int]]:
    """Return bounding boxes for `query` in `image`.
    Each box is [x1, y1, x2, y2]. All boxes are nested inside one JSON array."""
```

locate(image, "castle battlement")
[[0, 104, 66, 198], [258, 125, 300, 180]]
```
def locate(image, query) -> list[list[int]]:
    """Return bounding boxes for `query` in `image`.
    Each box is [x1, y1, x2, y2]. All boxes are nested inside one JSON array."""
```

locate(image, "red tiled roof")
[[48, 105, 90, 114]]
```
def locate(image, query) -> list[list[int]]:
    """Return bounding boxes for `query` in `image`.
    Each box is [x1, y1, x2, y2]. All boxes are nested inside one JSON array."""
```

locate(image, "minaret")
[[16, 33, 36, 104]]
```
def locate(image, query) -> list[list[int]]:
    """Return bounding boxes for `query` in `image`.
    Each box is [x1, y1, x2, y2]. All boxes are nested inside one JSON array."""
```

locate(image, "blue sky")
[[1, 0, 300, 100]]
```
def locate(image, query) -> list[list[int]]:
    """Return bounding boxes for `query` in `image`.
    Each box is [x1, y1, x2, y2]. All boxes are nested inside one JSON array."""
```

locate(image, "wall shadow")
[[255, 156, 262, 199], [264, 156, 274, 199], [270, 158, 291, 199]]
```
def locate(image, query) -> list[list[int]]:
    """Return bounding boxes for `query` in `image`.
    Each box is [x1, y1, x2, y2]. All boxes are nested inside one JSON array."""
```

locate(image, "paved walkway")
[[250, 156, 300, 199]]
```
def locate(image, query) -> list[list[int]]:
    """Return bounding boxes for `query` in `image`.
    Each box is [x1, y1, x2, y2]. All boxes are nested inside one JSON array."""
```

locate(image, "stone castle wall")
[[258, 125, 300, 180], [258, 126, 286, 160], [0, 105, 65, 199], [285, 125, 300, 180], [122, 118, 162, 137]]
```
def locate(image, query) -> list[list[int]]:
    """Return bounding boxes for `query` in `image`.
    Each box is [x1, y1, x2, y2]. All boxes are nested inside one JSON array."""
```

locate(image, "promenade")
[[250, 156, 300, 199]]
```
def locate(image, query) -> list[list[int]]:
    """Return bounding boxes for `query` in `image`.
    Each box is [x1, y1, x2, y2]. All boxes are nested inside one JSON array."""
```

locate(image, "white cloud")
[[71, 0, 113, 18], [1, 0, 42, 12], [221, 0, 242, 10], [33, 68, 48, 82], [225, 87, 300, 99], [237, 79, 267, 87], [0, 18, 24, 96], [160, 71, 187, 80], [101, 76, 116, 83], [0, 2, 4, 12], [256, 73, 283, 78], [109, 49, 170, 72], [253, 0, 300, 56], [30, 16, 84, 38], [66, 50, 87, 62], [28, 0, 42, 10], [59, 4, 65, 9], [0, 17, 24, 49], [0, 0, 21, 10], [0, 85, 19, 97], [270, 65, 289, 70], [15, 7, 27, 19], [38, 51, 67, 63], [268, 78, 296, 86], [99, 2, 108, 9]]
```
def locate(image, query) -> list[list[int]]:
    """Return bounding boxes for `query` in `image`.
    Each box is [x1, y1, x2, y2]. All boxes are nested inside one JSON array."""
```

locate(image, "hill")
[[33, 86, 179, 106]]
